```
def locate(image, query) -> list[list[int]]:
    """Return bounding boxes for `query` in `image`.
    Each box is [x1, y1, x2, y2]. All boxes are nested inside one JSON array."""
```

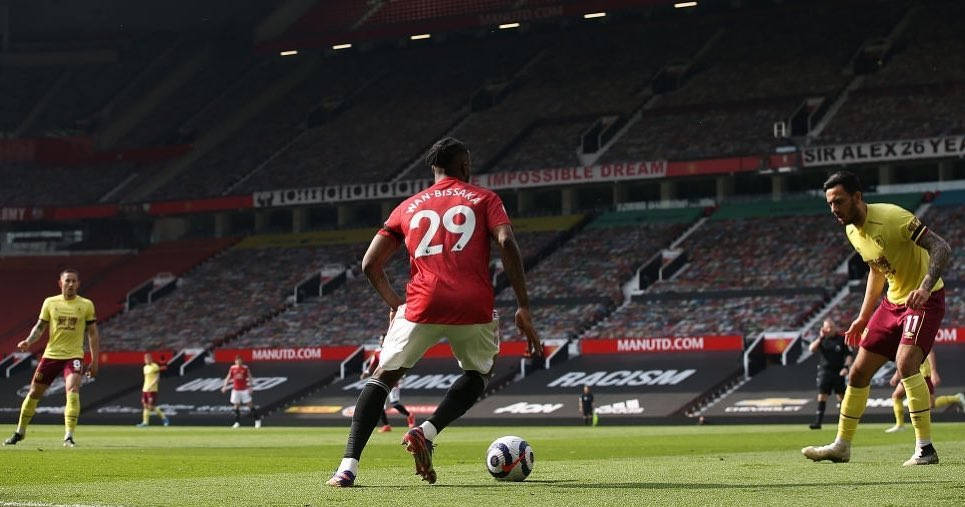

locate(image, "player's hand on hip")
[[85, 361, 99, 379], [906, 288, 930, 310], [844, 317, 867, 347], [515, 308, 542, 361], [16, 340, 29, 352]]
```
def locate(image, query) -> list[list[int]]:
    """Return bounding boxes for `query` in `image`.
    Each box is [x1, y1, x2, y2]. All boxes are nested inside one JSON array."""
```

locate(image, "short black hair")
[[823, 171, 862, 194], [425, 137, 469, 172], [60, 268, 80, 279]]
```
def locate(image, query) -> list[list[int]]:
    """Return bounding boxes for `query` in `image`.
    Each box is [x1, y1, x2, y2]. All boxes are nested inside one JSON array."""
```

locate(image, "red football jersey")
[[229, 364, 250, 390], [380, 177, 511, 324]]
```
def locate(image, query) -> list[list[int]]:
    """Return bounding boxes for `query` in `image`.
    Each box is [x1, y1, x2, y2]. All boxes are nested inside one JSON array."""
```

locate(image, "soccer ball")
[[486, 435, 534, 481]]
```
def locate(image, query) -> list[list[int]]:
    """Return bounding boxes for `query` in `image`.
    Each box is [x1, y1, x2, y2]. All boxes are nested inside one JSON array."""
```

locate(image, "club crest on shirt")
[[872, 235, 885, 248]]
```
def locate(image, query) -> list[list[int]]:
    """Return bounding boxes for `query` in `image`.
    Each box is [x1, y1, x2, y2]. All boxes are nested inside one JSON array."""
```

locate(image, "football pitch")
[[2, 423, 965, 506]]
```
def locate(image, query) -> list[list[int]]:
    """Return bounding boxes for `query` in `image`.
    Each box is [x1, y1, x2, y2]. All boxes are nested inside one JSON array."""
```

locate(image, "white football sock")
[[420, 421, 438, 441], [338, 458, 358, 475]]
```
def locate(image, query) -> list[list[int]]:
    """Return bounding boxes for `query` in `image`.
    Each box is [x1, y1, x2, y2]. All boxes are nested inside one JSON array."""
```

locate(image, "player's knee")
[[66, 386, 80, 393], [847, 367, 873, 387], [374, 367, 406, 386], [894, 360, 920, 379]]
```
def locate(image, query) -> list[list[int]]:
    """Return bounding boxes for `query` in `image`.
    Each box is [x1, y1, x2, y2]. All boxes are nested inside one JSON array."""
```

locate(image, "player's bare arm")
[[17, 320, 49, 351], [221, 371, 232, 392], [86, 322, 100, 378], [361, 233, 405, 317], [493, 224, 542, 360], [908, 229, 951, 310], [845, 267, 886, 347]]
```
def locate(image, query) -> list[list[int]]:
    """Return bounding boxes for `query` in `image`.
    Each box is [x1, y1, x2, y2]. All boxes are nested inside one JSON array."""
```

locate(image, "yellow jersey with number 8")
[[845, 203, 943, 305]]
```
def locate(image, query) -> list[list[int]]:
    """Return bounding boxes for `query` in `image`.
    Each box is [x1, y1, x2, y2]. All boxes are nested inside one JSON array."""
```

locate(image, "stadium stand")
[[923, 191, 965, 281], [651, 214, 851, 293], [234, 36, 537, 192], [117, 49, 254, 148], [821, 0, 965, 143], [0, 162, 142, 206], [0, 67, 62, 137], [462, 19, 711, 173], [601, 101, 800, 162], [822, 84, 965, 144], [514, 209, 696, 302], [102, 239, 363, 350], [24, 41, 168, 137], [586, 295, 826, 340], [82, 238, 239, 322], [148, 57, 310, 200]]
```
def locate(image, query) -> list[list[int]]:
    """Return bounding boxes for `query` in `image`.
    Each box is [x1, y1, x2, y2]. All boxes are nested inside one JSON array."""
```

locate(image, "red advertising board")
[[581, 335, 743, 355], [935, 327, 965, 345], [91, 350, 176, 365], [213, 346, 357, 362]]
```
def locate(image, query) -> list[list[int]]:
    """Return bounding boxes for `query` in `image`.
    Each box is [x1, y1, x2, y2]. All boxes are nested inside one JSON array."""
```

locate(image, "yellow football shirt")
[[143, 363, 161, 392], [38, 295, 96, 360], [845, 203, 943, 305]]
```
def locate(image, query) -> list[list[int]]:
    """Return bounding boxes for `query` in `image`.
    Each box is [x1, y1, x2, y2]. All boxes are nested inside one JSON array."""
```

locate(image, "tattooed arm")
[[907, 229, 951, 310], [17, 320, 48, 351]]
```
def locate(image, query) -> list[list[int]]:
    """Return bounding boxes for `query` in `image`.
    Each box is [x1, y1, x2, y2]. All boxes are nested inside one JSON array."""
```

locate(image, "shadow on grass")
[[539, 480, 958, 490], [356, 479, 956, 490]]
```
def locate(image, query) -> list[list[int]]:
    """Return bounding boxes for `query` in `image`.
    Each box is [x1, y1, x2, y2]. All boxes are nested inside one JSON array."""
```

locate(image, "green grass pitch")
[[2, 423, 965, 506]]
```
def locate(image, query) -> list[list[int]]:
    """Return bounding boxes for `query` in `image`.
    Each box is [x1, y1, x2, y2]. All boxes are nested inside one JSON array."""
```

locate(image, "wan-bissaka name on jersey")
[[38, 295, 96, 360], [845, 203, 943, 305]]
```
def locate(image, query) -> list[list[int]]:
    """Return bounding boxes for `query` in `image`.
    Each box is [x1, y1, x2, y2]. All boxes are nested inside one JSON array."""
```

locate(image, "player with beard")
[[4, 269, 100, 447], [803, 171, 951, 466]]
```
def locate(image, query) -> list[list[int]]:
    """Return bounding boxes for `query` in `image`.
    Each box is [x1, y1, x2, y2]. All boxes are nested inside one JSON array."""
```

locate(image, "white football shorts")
[[379, 304, 500, 374], [230, 388, 253, 404]]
